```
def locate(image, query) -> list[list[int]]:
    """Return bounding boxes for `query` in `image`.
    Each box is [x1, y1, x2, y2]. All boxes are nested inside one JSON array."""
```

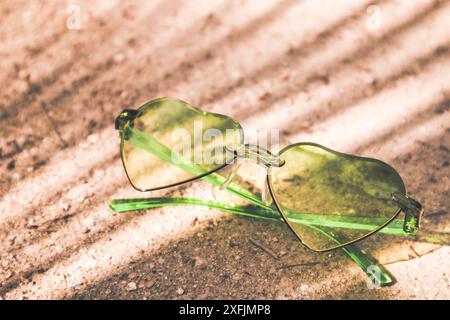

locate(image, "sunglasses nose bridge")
[[232, 144, 284, 168], [219, 145, 276, 206], [115, 109, 139, 131]]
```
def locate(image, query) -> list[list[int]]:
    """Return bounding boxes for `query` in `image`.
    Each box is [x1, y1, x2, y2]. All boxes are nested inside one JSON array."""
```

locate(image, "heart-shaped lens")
[[120, 98, 243, 191], [269, 143, 405, 251]]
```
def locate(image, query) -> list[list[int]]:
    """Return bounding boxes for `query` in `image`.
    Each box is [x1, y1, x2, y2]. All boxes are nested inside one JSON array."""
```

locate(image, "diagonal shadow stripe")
[[0, 0, 184, 122], [196, 0, 387, 109], [355, 94, 450, 155], [230, 0, 448, 128], [275, 42, 450, 143], [96, 0, 303, 117]]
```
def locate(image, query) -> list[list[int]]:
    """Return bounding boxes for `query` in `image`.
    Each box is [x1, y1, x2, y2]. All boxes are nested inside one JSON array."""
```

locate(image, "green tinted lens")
[[121, 98, 243, 191], [269, 144, 405, 251]]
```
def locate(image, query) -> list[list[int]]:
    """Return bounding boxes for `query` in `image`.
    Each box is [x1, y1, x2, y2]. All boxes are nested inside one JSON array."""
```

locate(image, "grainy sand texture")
[[0, 0, 449, 299]]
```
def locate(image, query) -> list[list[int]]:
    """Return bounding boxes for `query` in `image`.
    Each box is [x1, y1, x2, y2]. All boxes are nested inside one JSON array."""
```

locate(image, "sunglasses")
[[110, 97, 423, 284]]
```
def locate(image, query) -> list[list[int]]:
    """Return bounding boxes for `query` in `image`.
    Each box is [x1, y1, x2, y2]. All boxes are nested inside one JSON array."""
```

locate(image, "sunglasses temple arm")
[[109, 196, 398, 286], [340, 243, 395, 287], [109, 197, 281, 221], [109, 197, 407, 235]]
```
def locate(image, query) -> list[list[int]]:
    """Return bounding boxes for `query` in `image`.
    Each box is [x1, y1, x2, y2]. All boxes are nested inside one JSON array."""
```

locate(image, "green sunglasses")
[[110, 97, 423, 284]]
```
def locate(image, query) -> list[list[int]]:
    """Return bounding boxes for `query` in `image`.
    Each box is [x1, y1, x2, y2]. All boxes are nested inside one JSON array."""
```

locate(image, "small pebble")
[[229, 240, 239, 248], [176, 288, 185, 295], [126, 282, 137, 291], [113, 52, 125, 63], [87, 134, 98, 143], [16, 80, 29, 93], [194, 256, 206, 269], [18, 69, 29, 80], [7, 160, 15, 171], [232, 274, 242, 281], [7, 236, 15, 247], [26, 218, 38, 229], [70, 283, 82, 290], [28, 71, 38, 83], [145, 278, 156, 288]]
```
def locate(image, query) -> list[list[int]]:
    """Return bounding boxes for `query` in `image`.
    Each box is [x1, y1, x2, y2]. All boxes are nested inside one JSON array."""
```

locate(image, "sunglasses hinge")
[[391, 192, 423, 235], [115, 109, 139, 131]]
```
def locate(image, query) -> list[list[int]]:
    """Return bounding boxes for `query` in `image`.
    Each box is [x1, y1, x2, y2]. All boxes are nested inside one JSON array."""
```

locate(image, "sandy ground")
[[0, 0, 449, 300]]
